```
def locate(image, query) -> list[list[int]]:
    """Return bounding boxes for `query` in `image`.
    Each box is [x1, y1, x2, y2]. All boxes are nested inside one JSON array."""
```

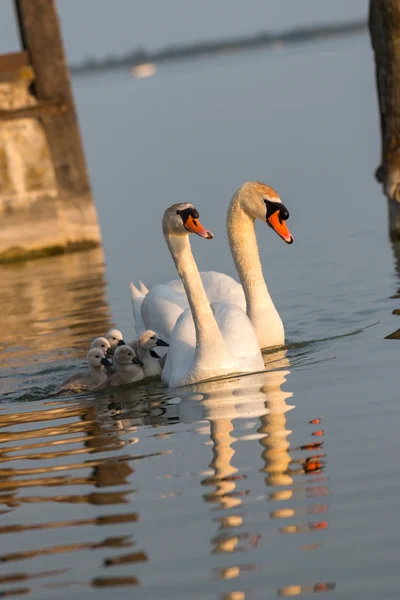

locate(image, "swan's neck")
[[166, 234, 225, 350], [227, 192, 283, 347]]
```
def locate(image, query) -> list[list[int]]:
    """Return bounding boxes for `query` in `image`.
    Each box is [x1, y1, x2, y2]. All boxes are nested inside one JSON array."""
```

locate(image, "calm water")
[[1, 33, 400, 599]]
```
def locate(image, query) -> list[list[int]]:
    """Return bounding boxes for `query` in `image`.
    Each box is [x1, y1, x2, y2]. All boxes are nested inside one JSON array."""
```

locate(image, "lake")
[[1, 32, 400, 599]]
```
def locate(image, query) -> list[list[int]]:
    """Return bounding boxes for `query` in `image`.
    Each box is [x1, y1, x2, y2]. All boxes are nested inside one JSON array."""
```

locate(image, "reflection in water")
[[0, 248, 113, 398], [386, 239, 400, 339], [277, 582, 336, 596], [0, 351, 334, 598], [170, 351, 333, 596], [0, 399, 151, 593]]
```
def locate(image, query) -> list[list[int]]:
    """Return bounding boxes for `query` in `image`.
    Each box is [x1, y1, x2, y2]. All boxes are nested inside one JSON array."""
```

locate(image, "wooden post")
[[370, 2, 400, 207], [14, 0, 91, 200]]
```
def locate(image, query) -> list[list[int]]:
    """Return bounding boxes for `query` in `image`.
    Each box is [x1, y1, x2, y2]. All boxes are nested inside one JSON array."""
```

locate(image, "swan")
[[108, 345, 145, 386], [105, 329, 126, 352], [132, 182, 293, 349], [90, 336, 112, 356], [159, 203, 264, 388], [57, 348, 112, 392], [103, 328, 168, 378], [130, 330, 169, 378], [129, 283, 147, 337]]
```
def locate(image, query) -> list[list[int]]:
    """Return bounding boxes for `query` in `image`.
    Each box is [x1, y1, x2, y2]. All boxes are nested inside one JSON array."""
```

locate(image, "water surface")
[[1, 33, 400, 600]]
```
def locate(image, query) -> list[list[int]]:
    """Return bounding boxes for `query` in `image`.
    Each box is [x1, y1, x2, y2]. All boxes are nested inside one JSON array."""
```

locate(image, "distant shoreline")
[[70, 19, 367, 75]]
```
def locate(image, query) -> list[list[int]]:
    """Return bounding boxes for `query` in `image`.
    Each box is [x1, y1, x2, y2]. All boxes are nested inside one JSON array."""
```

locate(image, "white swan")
[[57, 348, 112, 392], [108, 345, 145, 386], [130, 330, 169, 378], [159, 203, 264, 388], [132, 182, 293, 349], [129, 284, 147, 337]]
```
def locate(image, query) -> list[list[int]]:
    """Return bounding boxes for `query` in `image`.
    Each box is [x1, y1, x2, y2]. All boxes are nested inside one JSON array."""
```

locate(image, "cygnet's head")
[[87, 348, 112, 369], [90, 337, 112, 356], [138, 330, 169, 351], [162, 203, 213, 239], [105, 329, 126, 350], [236, 181, 293, 245], [114, 345, 144, 367]]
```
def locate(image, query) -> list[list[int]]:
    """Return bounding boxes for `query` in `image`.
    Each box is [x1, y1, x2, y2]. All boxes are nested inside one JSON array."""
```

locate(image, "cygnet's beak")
[[156, 338, 169, 347], [266, 202, 293, 244], [117, 339, 126, 347], [184, 215, 213, 239], [101, 357, 113, 367], [106, 347, 114, 357], [150, 350, 160, 359], [133, 356, 144, 367]]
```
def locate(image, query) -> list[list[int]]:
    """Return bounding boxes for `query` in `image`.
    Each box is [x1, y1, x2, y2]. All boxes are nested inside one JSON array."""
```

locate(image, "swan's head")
[[138, 329, 169, 353], [240, 181, 293, 244], [163, 203, 213, 239], [87, 348, 112, 368], [90, 337, 112, 356], [105, 329, 126, 350], [114, 345, 144, 367]]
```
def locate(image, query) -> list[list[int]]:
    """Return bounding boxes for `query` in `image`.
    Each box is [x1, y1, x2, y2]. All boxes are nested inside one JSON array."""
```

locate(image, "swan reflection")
[[69, 350, 334, 596]]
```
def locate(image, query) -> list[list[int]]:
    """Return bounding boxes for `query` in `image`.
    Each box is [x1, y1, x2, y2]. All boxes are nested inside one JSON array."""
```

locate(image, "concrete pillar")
[[0, 1, 101, 262]]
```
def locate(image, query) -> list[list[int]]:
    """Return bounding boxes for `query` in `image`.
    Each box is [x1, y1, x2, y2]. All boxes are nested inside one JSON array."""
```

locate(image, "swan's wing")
[[141, 284, 188, 342], [167, 272, 246, 310], [136, 272, 245, 342], [199, 272, 246, 310], [162, 309, 196, 388], [129, 283, 146, 337], [212, 301, 264, 372]]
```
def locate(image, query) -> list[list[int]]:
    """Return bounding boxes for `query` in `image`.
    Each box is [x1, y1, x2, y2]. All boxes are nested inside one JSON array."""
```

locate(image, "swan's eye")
[[113, 337, 117, 341], [265, 199, 289, 221], [151, 336, 156, 340], [176, 210, 181, 215]]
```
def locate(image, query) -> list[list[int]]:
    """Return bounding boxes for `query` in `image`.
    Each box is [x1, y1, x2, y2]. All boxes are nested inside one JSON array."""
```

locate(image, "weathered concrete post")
[[0, 0, 101, 261], [369, 0, 400, 237]]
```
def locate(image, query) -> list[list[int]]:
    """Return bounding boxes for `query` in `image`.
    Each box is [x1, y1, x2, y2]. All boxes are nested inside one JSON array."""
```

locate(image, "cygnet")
[[57, 348, 112, 392], [130, 330, 169, 377], [105, 329, 126, 353], [91, 336, 112, 356], [108, 345, 145, 386]]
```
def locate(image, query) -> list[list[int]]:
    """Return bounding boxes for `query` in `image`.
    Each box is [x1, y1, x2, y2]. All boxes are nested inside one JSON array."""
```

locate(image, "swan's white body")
[[151, 203, 264, 388], [132, 182, 292, 350], [135, 272, 246, 344], [163, 299, 264, 388]]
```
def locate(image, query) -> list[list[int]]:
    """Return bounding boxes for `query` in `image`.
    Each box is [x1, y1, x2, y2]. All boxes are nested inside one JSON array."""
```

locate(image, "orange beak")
[[184, 214, 213, 239], [267, 210, 293, 244]]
